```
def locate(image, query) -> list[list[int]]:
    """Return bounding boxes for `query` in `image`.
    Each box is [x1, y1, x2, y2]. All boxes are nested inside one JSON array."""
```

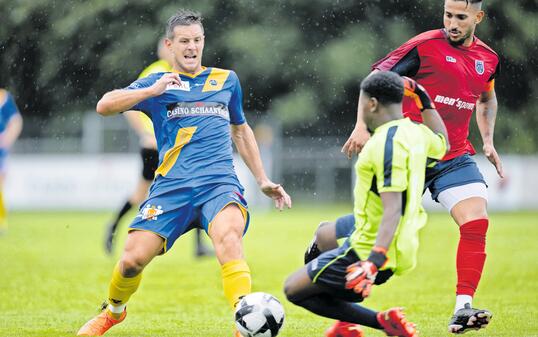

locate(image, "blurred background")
[[1, 0, 537, 211]]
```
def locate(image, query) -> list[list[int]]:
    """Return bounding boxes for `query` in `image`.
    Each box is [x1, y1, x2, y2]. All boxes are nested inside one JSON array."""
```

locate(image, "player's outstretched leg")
[[448, 303, 492, 334], [376, 308, 418, 337], [78, 231, 163, 336], [208, 204, 251, 336]]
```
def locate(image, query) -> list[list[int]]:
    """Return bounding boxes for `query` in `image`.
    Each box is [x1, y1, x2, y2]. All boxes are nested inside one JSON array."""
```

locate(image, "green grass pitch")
[[1, 207, 537, 336]]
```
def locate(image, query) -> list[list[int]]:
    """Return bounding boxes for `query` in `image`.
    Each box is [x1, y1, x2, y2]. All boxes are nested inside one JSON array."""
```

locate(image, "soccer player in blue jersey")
[[77, 9, 291, 336], [0, 89, 23, 233], [103, 37, 213, 258]]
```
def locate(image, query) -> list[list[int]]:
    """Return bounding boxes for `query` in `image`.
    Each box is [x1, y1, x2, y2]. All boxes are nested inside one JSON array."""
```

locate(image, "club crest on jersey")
[[475, 60, 485, 75], [446, 56, 456, 63], [166, 80, 190, 91], [138, 204, 164, 221]]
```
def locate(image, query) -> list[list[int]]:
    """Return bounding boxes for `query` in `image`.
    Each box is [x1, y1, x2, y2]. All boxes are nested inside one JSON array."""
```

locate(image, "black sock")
[[195, 228, 204, 248], [295, 294, 382, 329], [113, 201, 133, 226]]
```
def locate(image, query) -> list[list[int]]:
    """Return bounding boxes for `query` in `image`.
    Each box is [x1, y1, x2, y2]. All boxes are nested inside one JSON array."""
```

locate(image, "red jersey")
[[372, 29, 499, 160]]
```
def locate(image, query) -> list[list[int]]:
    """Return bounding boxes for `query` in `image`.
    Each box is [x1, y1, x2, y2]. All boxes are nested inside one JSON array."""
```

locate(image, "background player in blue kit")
[[77, 9, 291, 336], [0, 88, 23, 233]]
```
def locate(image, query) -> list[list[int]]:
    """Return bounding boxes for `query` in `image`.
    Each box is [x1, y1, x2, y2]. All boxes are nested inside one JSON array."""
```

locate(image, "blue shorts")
[[334, 214, 355, 239], [425, 154, 486, 201], [129, 176, 249, 253], [306, 240, 394, 302]]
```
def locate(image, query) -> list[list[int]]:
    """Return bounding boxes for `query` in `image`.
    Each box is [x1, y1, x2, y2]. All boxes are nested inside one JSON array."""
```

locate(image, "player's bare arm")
[[231, 123, 292, 210], [341, 70, 380, 158], [0, 113, 23, 149], [96, 73, 181, 116], [344, 191, 401, 297], [476, 88, 503, 178], [375, 192, 403, 249]]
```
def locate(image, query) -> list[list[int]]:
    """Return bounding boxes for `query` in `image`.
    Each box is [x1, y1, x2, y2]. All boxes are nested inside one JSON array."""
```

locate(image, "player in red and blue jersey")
[[0, 89, 23, 233], [77, 9, 291, 336], [309, 0, 499, 334]]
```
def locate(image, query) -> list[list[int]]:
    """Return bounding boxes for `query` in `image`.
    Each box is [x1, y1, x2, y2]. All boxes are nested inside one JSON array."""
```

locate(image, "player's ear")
[[475, 10, 484, 24], [369, 97, 379, 113]]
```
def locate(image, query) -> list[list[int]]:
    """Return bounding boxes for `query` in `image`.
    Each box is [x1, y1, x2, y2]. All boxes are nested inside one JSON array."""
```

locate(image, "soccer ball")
[[235, 292, 285, 337]]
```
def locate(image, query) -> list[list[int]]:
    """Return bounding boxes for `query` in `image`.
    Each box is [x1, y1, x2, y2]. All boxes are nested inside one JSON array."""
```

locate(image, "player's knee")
[[314, 221, 337, 252], [120, 255, 146, 277], [214, 230, 242, 258], [283, 277, 300, 304]]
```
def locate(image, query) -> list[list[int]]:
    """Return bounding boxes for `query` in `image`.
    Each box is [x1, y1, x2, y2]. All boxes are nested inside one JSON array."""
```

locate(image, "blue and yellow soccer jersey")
[[0, 90, 20, 133], [349, 118, 447, 275], [125, 67, 245, 187]]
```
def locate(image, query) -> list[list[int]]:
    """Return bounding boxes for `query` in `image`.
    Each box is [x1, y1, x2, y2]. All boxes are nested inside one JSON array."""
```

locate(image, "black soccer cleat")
[[448, 303, 492, 334]]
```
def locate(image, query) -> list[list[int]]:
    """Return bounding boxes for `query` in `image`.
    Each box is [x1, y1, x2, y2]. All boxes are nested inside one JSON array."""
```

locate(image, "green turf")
[[1, 207, 537, 336]]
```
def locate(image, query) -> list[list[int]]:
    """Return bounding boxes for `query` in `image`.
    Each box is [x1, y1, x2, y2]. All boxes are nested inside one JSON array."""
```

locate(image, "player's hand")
[[402, 76, 435, 111], [341, 126, 370, 159], [260, 180, 292, 211], [149, 73, 181, 96], [483, 143, 504, 178], [345, 261, 378, 298]]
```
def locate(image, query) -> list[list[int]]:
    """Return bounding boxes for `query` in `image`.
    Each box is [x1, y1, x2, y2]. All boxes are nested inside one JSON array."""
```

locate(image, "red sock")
[[456, 219, 488, 296]]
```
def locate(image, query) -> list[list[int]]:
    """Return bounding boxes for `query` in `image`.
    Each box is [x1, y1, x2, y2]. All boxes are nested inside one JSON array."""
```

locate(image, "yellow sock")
[[108, 262, 142, 315], [221, 259, 251, 309], [0, 191, 7, 229]]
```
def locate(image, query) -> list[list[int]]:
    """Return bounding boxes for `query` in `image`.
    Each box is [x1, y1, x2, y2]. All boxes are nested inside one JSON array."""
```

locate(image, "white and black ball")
[[235, 292, 285, 337]]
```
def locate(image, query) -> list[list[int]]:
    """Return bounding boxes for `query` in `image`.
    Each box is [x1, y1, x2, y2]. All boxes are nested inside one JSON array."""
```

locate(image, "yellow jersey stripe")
[[202, 68, 230, 92], [155, 127, 197, 177]]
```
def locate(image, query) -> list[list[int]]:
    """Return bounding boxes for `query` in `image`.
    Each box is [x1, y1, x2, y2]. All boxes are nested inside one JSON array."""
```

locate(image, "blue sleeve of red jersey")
[[228, 71, 246, 125], [124, 73, 159, 113], [2, 92, 20, 121]]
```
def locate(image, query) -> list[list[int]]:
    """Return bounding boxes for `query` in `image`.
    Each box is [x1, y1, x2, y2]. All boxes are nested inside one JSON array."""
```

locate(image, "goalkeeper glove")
[[345, 247, 388, 298], [402, 76, 435, 111]]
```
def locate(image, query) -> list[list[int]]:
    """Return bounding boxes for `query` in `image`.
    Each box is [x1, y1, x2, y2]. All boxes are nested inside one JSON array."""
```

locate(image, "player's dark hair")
[[360, 71, 404, 105], [166, 9, 204, 39], [452, 0, 483, 7]]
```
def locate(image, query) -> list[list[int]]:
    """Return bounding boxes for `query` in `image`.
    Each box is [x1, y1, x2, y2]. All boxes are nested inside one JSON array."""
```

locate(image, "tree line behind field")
[[1, 0, 536, 153]]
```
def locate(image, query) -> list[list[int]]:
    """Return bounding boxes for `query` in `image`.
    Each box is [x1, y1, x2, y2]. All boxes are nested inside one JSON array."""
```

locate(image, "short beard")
[[447, 30, 472, 47]]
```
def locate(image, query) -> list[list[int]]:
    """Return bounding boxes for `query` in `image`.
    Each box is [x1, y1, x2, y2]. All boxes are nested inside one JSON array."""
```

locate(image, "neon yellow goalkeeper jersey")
[[349, 117, 447, 275], [137, 60, 173, 134]]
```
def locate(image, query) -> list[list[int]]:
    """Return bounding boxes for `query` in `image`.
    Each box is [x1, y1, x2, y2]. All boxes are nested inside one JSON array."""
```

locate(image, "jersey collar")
[[172, 66, 208, 78]]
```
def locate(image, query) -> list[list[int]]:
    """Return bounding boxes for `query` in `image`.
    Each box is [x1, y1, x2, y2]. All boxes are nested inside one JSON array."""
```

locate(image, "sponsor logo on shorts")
[[166, 102, 230, 120], [138, 204, 164, 221], [433, 95, 475, 111]]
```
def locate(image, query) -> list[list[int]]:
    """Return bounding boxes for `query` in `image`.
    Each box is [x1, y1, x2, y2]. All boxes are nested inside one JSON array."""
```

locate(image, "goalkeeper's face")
[[443, 0, 484, 47], [167, 24, 205, 74]]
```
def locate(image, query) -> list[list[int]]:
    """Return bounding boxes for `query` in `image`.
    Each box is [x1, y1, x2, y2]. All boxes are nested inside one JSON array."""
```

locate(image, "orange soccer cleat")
[[377, 308, 418, 337], [77, 306, 126, 336], [325, 321, 364, 337]]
